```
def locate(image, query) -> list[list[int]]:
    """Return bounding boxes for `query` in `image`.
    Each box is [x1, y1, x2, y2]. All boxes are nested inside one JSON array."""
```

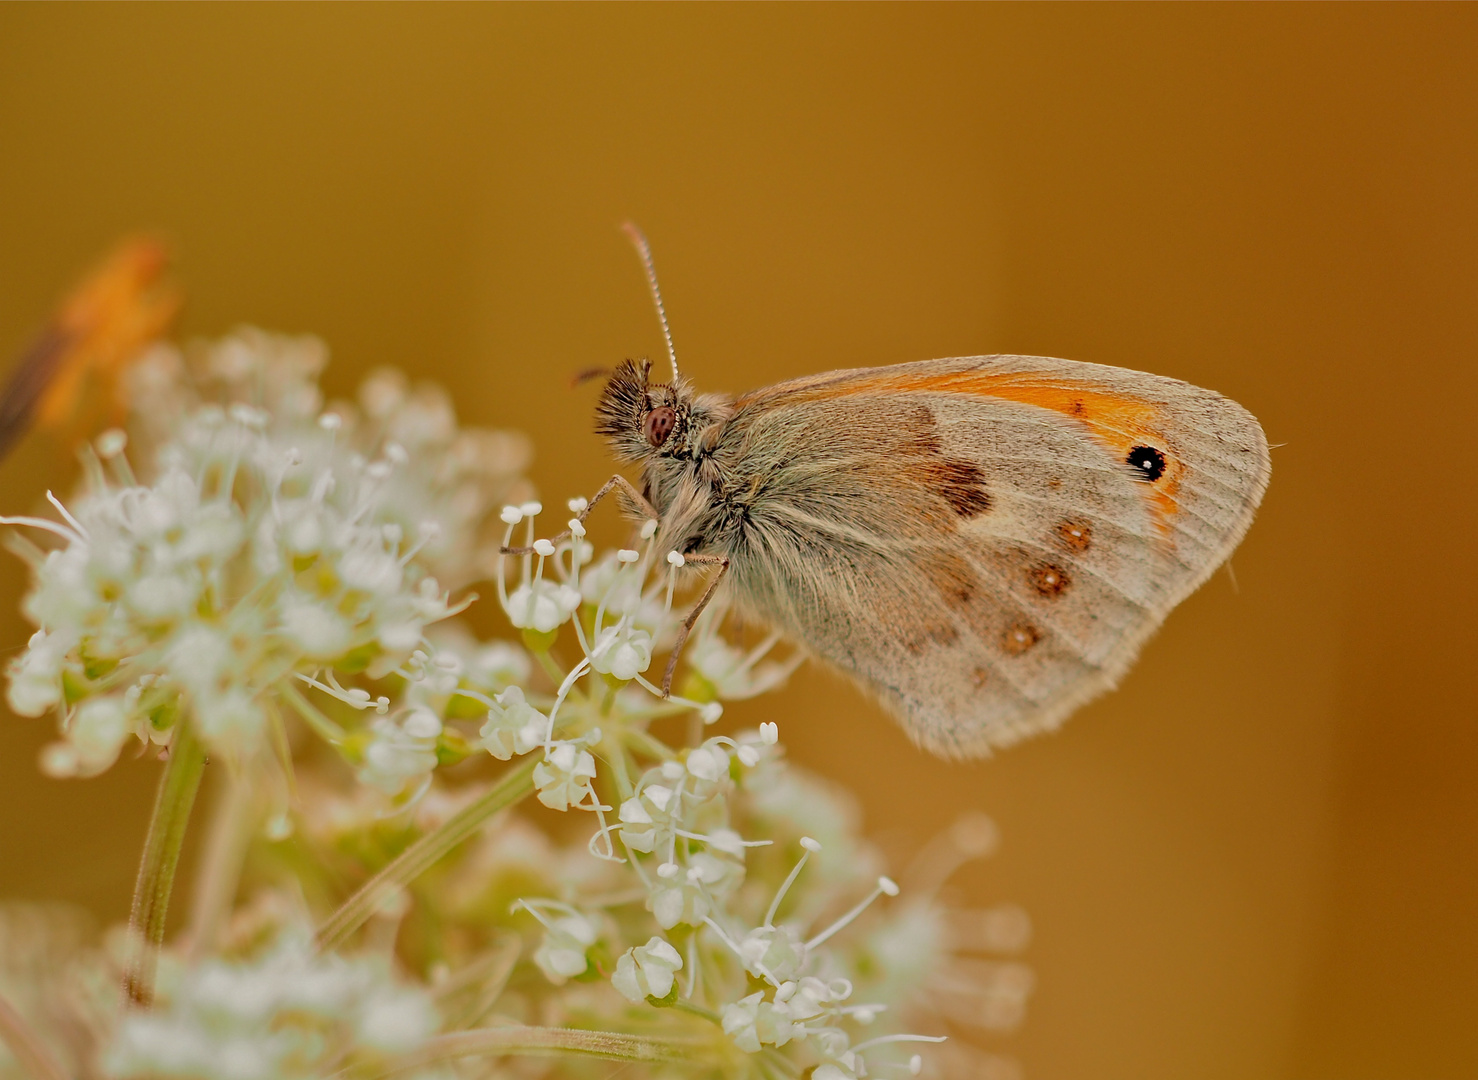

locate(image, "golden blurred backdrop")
[[1, 5, 1475, 1078]]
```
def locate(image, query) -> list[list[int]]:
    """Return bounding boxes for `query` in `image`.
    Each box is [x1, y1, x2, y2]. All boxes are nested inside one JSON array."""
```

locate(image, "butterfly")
[[564, 228, 1269, 758], [0, 237, 178, 463]]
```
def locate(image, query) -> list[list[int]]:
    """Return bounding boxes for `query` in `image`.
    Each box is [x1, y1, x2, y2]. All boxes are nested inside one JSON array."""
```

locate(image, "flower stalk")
[[315, 755, 538, 952], [367, 1025, 719, 1075], [123, 717, 207, 1006], [0, 989, 68, 1080]]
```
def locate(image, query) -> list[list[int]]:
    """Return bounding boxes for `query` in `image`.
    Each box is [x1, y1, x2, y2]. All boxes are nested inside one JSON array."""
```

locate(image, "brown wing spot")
[[1056, 520, 1092, 552], [1002, 623, 1041, 655], [1029, 563, 1072, 597], [917, 457, 992, 518], [971, 666, 990, 689], [904, 623, 960, 656], [922, 550, 981, 609]]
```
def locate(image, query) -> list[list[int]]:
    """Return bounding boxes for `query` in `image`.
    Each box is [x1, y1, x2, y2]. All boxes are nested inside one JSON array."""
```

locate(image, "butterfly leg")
[[500, 474, 659, 555], [661, 553, 730, 698]]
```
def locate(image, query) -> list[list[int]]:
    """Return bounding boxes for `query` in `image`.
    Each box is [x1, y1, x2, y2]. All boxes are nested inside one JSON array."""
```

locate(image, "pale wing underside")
[[722, 354, 1269, 757]]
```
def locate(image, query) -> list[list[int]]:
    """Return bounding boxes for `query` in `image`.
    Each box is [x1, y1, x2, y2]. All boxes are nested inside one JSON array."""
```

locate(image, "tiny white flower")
[[68, 695, 134, 775], [611, 936, 683, 1003], [5, 628, 73, 717], [648, 852, 744, 930], [722, 992, 799, 1054], [126, 569, 201, 624], [739, 923, 808, 984], [504, 580, 581, 634], [479, 686, 546, 761], [778, 975, 850, 1022], [532, 912, 599, 984], [588, 625, 653, 681], [617, 782, 679, 854], [356, 714, 439, 796], [686, 635, 794, 700], [468, 640, 530, 688], [532, 740, 597, 811], [685, 740, 730, 783], [280, 598, 354, 660], [339, 543, 404, 595], [194, 689, 266, 756]]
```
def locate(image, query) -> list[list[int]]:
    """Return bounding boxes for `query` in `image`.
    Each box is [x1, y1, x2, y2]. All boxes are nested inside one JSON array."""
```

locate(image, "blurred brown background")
[[1, 5, 1475, 1078]]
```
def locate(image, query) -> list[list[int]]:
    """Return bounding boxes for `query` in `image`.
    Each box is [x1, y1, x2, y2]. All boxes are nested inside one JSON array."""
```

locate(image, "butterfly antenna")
[[620, 221, 680, 381]]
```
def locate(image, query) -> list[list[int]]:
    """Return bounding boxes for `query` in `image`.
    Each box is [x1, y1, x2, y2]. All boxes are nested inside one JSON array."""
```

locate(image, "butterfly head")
[[595, 358, 720, 465]]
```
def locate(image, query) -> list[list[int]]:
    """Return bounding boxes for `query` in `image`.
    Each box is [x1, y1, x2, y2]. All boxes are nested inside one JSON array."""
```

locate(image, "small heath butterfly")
[[551, 229, 1269, 758]]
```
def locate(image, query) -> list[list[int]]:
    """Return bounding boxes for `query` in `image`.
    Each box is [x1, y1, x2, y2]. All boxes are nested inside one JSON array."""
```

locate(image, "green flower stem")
[[530, 645, 567, 688], [0, 989, 68, 1080], [124, 718, 208, 1006], [369, 1025, 717, 1075], [183, 773, 250, 961], [673, 999, 722, 1024], [277, 680, 347, 745], [315, 756, 538, 953], [625, 727, 677, 762]]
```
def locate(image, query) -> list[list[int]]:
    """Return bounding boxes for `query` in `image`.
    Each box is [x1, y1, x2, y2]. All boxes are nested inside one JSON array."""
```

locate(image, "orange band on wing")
[[788, 369, 1184, 535]]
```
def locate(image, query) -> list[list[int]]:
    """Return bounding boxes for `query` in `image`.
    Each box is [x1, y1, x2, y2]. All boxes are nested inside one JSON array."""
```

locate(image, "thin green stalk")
[[124, 719, 208, 1006], [315, 756, 537, 953], [277, 679, 347, 745], [673, 999, 722, 1024], [367, 1025, 715, 1075], [0, 990, 67, 1080], [530, 645, 567, 688], [183, 773, 249, 961]]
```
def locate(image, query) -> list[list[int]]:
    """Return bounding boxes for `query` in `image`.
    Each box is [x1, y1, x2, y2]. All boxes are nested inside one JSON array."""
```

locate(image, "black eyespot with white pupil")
[[1126, 444, 1167, 482], [643, 406, 676, 447]]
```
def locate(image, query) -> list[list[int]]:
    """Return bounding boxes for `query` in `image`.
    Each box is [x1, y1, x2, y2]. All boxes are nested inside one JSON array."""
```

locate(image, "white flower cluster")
[[2, 329, 526, 778], [105, 925, 436, 1080], [451, 502, 1027, 1079], [0, 330, 1031, 1079]]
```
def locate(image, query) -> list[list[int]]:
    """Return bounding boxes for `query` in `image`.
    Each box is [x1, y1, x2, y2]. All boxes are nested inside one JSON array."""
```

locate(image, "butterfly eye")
[[643, 406, 677, 448]]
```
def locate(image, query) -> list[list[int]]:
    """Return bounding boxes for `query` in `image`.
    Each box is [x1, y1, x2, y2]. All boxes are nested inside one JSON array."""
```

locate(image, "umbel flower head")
[[0, 320, 1030, 1080], [2, 329, 527, 777], [105, 920, 437, 1080]]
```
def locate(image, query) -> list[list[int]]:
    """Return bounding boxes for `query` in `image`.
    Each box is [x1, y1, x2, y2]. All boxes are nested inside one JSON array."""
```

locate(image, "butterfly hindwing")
[[718, 354, 1269, 756]]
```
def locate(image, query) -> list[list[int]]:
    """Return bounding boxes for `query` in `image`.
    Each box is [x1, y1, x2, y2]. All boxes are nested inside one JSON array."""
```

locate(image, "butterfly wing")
[[714, 354, 1269, 757]]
